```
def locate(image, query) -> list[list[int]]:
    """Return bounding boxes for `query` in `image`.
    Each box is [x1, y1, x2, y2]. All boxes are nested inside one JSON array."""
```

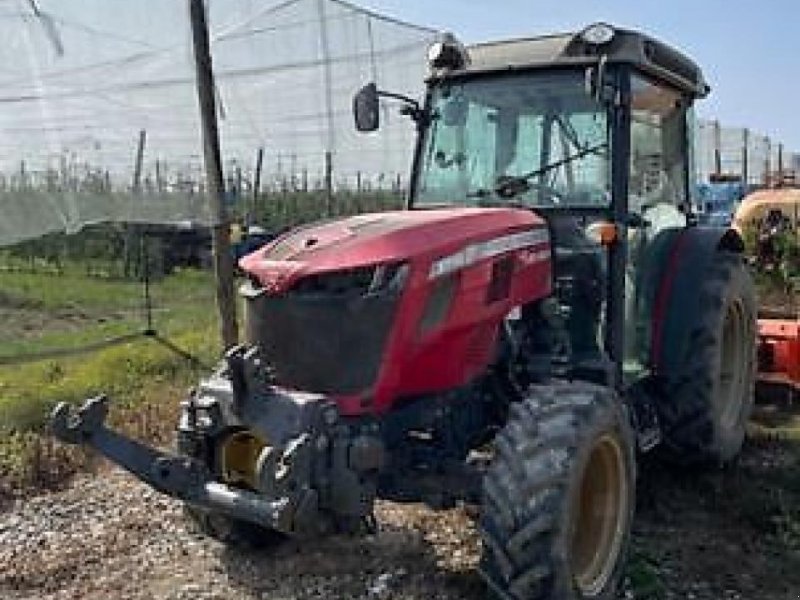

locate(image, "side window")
[[629, 75, 688, 214]]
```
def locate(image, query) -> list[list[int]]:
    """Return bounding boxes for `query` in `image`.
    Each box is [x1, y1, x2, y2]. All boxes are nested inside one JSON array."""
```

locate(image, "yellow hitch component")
[[219, 431, 268, 490]]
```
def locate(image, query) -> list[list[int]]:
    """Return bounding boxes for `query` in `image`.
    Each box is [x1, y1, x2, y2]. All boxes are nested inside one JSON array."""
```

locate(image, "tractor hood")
[[239, 207, 546, 294]]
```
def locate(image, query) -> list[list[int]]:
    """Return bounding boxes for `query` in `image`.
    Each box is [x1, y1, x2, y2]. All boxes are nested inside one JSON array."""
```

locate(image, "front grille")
[[244, 268, 403, 395]]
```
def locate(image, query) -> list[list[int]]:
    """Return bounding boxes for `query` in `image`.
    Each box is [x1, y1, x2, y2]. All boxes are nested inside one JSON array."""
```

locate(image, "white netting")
[[0, 0, 436, 247]]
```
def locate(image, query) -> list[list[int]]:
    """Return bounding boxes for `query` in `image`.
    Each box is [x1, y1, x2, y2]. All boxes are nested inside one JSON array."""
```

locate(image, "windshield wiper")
[[468, 141, 608, 200]]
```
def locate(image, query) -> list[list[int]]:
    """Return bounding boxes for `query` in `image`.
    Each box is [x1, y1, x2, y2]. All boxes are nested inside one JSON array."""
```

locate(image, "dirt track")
[[2, 430, 800, 600]]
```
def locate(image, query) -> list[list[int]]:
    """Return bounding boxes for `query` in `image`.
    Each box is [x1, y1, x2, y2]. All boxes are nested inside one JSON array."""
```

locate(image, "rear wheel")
[[658, 252, 757, 463], [480, 382, 636, 600]]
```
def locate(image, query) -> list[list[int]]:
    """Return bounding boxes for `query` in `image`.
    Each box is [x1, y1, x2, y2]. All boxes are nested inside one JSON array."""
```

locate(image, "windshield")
[[415, 71, 611, 208]]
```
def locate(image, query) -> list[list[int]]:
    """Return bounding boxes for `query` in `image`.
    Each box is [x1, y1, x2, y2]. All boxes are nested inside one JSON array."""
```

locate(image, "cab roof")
[[445, 26, 709, 99]]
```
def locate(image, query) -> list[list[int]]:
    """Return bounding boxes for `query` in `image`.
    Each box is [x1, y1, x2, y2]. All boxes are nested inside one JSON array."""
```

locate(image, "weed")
[[625, 551, 664, 599]]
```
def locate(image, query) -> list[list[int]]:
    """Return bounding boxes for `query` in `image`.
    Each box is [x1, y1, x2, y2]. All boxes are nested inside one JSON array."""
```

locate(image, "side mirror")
[[353, 82, 380, 132]]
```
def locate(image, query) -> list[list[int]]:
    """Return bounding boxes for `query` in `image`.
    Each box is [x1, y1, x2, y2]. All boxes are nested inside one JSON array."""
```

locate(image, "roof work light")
[[579, 22, 616, 46], [427, 33, 470, 71]]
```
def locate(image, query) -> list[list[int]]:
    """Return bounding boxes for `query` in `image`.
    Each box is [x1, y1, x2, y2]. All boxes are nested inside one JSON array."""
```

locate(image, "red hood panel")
[[240, 207, 546, 292]]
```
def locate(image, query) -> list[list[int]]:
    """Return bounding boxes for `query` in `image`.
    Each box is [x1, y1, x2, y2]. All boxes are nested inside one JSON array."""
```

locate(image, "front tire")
[[480, 382, 636, 600]]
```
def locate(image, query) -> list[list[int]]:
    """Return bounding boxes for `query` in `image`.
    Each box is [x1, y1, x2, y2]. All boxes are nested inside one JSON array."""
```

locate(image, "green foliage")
[[625, 552, 665, 599], [740, 221, 798, 309]]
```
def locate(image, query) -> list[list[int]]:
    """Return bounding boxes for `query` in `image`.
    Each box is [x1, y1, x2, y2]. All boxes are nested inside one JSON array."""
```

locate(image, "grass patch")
[[0, 326, 220, 505], [0, 267, 224, 503], [0, 268, 216, 358], [0, 326, 218, 432]]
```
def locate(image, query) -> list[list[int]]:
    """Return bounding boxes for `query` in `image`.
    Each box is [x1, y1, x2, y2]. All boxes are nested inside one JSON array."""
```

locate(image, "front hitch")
[[50, 396, 294, 533]]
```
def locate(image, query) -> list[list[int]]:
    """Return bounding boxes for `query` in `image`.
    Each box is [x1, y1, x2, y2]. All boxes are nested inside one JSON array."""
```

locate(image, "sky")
[[358, 0, 800, 151]]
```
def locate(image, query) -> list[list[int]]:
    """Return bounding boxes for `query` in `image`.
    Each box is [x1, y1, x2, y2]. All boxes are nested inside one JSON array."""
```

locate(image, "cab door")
[[624, 74, 692, 374]]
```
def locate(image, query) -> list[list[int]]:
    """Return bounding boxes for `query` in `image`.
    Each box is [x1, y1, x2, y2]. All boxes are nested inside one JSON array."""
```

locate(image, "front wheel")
[[480, 382, 636, 600]]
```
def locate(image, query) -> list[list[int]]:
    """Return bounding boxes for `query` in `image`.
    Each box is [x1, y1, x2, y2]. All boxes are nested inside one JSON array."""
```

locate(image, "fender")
[[636, 225, 744, 375]]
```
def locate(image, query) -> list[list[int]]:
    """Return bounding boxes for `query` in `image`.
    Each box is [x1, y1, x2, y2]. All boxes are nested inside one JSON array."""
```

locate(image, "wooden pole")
[[125, 130, 147, 278], [132, 129, 147, 193], [188, 0, 238, 349], [155, 159, 163, 192], [252, 146, 264, 223]]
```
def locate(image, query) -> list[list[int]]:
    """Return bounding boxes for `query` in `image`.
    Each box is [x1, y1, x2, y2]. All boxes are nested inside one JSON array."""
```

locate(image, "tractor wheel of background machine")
[[479, 382, 636, 600], [178, 430, 287, 549], [658, 252, 757, 464]]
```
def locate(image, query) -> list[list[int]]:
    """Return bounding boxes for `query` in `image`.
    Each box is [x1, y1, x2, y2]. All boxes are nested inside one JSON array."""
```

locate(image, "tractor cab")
[[356, 22, 709, 387]]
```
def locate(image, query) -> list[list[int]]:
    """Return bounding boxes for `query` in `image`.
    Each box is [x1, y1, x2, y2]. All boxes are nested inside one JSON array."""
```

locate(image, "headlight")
[[580, 22, 616, 46], [290, 262, 408, 297]]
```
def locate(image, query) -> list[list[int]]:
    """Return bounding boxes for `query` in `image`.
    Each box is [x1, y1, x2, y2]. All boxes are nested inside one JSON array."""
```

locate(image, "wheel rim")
[[718, 299, 748, 430], [570, 433, 629, 596]]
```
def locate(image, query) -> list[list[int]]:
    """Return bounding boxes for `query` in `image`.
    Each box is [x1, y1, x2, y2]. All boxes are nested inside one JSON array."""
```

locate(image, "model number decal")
[[429, 228, 550, 279]]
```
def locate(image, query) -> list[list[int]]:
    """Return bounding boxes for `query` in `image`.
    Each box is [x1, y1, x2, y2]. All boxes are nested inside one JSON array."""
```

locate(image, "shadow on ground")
[[219, 514, 485, 599]]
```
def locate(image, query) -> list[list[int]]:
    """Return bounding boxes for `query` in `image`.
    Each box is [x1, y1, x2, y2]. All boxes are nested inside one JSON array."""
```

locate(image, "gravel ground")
[[2, 442, 799, 600], [0, 468, 483, 600]]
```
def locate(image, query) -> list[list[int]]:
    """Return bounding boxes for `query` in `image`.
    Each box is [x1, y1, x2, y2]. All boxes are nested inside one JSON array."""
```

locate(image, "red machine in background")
[[758, 317, 800, 395], [732, 181, 799, 396]]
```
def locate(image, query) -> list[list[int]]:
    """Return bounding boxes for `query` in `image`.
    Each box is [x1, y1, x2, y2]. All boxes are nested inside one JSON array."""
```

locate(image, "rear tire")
[[480, 382, 636, 600], [658, 252, 757, 463]]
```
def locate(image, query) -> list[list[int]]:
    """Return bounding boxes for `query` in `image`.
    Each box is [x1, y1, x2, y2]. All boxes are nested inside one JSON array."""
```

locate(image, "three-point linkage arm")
[[50, 396, 293, 532]]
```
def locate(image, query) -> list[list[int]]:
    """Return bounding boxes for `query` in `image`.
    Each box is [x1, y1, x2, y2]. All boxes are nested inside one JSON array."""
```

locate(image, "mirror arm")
[[376, 90, 427, 125], [376, 90, 419, 110]]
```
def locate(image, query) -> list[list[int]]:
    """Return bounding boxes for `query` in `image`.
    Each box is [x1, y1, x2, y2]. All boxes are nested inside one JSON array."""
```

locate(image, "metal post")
[[252, 146, 264, 223], [189, 0, 238, 349], [765, 137, 772, 185], [713, 120, 722, 177], [742, 129, 749, 185]]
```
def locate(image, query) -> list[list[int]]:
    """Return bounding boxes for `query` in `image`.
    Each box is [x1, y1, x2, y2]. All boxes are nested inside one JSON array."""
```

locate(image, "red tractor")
[[53, 24, 757, 600]]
